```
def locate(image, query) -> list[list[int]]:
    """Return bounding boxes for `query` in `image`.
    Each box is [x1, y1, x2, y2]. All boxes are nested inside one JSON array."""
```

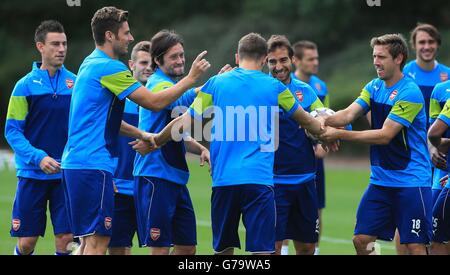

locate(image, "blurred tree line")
[[1, 0, 450, 147]]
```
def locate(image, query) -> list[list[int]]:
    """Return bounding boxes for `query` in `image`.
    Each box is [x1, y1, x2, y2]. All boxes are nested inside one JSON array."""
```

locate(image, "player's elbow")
[[427, 131, 441, 147]]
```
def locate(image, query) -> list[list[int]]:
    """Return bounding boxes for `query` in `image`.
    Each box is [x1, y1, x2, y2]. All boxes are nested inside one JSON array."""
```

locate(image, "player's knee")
[[176, 245, 196, 255], [55, 233, 74, 251], [352, 235, 371, 250], [295, 243, 315, 255], [18, 238, 38, 254], [406, 244, 427, 255]]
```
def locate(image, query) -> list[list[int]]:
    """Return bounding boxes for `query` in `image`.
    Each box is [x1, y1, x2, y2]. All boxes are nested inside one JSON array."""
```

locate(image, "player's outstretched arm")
[[290, 106, 325, 136], [325, 103, 365, 128], [128, 51, 211, 112], [320, 118, 403, 145]]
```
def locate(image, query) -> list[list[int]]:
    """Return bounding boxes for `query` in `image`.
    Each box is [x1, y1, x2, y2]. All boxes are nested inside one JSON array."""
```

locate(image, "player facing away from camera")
[[61, 6, 210, 255], [320, 34, 433, 255], [428, 99, 450, 255], [291, 40, 329, 255], [267, 35, 323, 255], [133, 30, 211, 255], [397, 23, 450, 254], [136, 33, 328, 255], [5, 20, 75, 256], [107, 41, 153, 255]]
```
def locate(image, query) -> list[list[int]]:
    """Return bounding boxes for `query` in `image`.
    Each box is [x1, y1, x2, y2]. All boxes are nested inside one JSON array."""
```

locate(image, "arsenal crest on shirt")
[[440, 72, 448, 82], [295, 91, 304, 102], [389, 90, 398, 101], [66, 79, 74, 89], [315, 83, 322, 92]]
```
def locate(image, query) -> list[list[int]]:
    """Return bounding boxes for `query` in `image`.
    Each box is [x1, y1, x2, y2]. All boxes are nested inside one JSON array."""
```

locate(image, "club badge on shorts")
[[151, 228, 160, 241], [104, 217, 112, 230], [12, 219, 20, 231]]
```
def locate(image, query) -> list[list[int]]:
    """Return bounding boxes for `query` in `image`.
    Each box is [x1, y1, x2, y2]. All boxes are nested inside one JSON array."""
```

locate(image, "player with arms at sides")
[[132, 30, 213, 255], [291, 40, 329, 255], [428, 99, 450, 255], [266, 35, 324, 255], [5, 20, 75, 256], [108, 41, 152, 255], [135, 33, 332, 255], [61, 6, 210, 255], [320, 34, 433, 255]]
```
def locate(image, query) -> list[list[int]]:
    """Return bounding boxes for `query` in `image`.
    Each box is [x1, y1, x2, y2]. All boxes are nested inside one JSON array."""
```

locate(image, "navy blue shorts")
[[274, 180, 319, 243], [11, 177, 71, 237], [134, 176, 196, 248], [62, 169, 114, 238], [109, 193, 137, 248], [316, 159, 325, 209], [432, 187, 450, 243], [355, 184, 433, 244], [211, 184, 275, 254], [432, 188, 443, 207]]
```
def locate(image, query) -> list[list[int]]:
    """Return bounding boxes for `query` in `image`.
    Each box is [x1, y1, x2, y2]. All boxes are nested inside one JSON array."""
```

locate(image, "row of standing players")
[[5, 9, 450, 255]]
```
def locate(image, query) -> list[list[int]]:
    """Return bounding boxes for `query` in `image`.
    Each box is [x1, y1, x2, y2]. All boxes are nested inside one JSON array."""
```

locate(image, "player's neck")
[[295, 70, 311, 83], [97, 45, 119, 60], [239, 60, 263, 71], [40, 62, 60, 77], [416, 58, 436, 71], [384, 72, 404, 88]]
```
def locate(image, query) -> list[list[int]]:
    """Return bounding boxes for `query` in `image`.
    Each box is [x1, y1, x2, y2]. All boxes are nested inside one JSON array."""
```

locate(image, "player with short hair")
[[61, 6, 210, 255], [267, 35, 323, 255], [133, 30, 211, 255], [136, 33, 327, 255], [292, 40, 329, 254], [428, 99, 450, 255], [320, 34, 433, 255], [108, 41, 152, 255], [5, 20, 75, 255], [396, 23, 450, 254]]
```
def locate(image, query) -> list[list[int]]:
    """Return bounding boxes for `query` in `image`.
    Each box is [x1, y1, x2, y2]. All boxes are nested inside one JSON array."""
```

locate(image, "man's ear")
[[128, 60, 135, 71], [105, 30, 115, 43], [235, 53, 239, 65], [36, 42, 45, 54]]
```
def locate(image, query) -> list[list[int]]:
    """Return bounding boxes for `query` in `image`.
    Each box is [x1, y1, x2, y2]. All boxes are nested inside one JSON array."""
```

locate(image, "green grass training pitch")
[[0, 161, 396, 255]]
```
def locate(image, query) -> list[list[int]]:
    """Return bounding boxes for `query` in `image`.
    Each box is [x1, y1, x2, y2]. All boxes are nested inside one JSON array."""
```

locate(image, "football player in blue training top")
[[320, 34, 433, 255]]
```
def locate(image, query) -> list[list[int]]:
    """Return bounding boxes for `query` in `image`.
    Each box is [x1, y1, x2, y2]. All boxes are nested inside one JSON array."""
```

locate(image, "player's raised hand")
[[187, 51, 211, 82], [39, 156, 61, 174]]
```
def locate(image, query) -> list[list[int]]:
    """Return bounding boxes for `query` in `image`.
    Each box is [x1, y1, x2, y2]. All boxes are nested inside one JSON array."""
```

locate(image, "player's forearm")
[[155, 113, 193, 147], [184, 138, 207, 155], [338, 129, 392, 145], [148, 77, 196, 111], [292, 108, 324, 136], [119, 121, 144, 139], [5, 125, 47, 165], [326, 110, 353, 128]]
